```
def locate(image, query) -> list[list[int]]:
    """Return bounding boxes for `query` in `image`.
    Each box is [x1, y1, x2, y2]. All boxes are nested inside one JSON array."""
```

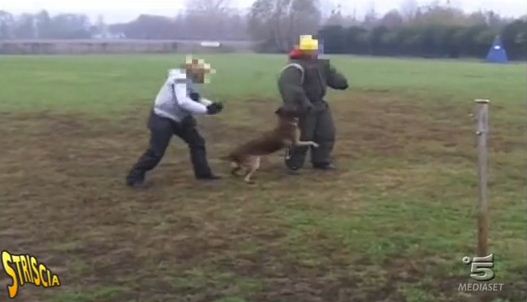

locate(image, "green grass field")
[[0, 54, 525, 302]]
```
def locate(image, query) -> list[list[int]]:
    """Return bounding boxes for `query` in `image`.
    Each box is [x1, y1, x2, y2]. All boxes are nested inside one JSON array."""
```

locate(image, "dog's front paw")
[[311, 142, 320, 148], [231, 167, 242, 177]]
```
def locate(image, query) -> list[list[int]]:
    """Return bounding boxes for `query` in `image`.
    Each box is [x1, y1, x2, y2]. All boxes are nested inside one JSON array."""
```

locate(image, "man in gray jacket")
[[126, 58, 224, 188]]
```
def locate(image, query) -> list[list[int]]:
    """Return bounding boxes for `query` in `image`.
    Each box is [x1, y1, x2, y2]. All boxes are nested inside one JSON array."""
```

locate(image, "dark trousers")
[[285, 103, 336, 170], [127, 113, 212, 181]]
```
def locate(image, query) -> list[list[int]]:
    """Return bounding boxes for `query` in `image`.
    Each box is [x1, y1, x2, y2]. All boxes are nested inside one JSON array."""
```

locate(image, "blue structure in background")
[[486, 36, 508, 64]]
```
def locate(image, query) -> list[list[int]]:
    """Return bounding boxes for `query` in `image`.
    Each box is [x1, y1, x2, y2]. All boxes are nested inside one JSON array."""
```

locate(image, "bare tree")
[[400, 0, 418, 21], [185, 0, 230, 15], [13, 14, 36, 39], [184, 0, 233, 39], [288, 0, 321, 47], [363, 3, 378, 28], [0, 11, 14, 39], [380, 9, 404, 29], [248, 0, 321, 51]]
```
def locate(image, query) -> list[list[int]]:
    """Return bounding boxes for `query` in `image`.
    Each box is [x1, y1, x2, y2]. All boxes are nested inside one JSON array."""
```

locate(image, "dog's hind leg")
[[244, 168, 257, 184], [230, 162, 242, 176], [244, 157, 260, 184]]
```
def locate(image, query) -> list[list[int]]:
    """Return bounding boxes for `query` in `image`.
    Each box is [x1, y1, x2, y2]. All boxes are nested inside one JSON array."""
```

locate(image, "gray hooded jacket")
[[153, 69, 213, 122]]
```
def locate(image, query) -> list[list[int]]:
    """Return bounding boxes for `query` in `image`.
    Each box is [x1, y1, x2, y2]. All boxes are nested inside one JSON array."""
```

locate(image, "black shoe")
[[196, 174, 222, 181], [286, 167, 301, 175], [126, 172, 145, 188], [126, 178, 145, 188], [285, 161, 302, 175], [313, 163, 336, 171]]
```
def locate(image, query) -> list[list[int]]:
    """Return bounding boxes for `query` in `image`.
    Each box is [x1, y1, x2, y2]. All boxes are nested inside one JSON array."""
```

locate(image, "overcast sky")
[[2, 0, 526, 23]]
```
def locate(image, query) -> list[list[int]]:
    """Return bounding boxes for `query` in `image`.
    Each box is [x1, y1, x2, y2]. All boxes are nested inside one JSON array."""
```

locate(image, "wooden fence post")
[[475, 99, 490, 257]]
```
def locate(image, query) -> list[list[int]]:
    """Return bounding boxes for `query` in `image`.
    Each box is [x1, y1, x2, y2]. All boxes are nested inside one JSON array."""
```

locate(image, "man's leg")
[[126, 114, 173, 186], [311, 107, 336, 169], [285, 111, 317, 171], [174, 117, 216, 179]]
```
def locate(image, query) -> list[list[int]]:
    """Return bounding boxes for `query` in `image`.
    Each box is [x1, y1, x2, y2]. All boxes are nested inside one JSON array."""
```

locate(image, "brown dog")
[[223, 107, 319, 184]]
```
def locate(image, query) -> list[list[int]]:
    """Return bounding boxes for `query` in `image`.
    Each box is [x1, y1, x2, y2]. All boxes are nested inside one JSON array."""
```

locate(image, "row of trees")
[[109, 11, 247, 40], [0, 10, 93, 39], [317, 4, 527, 60], [0, 0, 249, 40], [247, 0, 527, 60], [1, 0, 526, 60]]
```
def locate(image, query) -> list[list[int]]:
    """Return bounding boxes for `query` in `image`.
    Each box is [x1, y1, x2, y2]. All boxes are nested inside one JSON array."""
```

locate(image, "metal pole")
[[475, 99, 490, 257]]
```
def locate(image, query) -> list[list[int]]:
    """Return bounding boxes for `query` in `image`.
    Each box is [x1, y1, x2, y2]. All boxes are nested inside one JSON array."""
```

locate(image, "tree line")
[[0, 0, 525, 60], [318, 4, 527, 60], [247, 0, 527, 61], [0, 0, 248, 40], [0, 10, 93, 39]]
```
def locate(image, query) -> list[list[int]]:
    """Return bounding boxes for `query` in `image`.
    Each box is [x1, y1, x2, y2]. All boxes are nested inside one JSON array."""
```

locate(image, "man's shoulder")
[[281, 61, 305, 74], [167, 69, 188, 83], [287, 59, 306, 66], [283, 59, 327, 71]]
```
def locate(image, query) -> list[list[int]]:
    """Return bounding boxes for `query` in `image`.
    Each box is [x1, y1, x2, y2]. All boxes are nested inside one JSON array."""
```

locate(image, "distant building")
[[92, 33, 126, 39]]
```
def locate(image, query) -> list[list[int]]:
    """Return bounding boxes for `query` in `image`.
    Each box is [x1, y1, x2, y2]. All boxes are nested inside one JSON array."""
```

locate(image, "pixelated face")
[[303, 49, 318, 59], [183, 55, 216, 84]]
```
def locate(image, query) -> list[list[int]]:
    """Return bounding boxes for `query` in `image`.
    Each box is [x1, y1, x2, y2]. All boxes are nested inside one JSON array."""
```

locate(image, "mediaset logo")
[[458, 253, 504, 292]]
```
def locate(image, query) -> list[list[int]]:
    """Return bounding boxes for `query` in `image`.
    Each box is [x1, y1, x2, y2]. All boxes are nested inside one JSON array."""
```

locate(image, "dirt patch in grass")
[[1, 92, 525, 302]]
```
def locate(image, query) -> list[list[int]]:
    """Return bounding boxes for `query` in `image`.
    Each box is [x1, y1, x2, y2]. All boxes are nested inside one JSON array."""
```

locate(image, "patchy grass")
[[50, 286, 128, 302], [0, 55, 525, 301], [0, 54, 524, 114]]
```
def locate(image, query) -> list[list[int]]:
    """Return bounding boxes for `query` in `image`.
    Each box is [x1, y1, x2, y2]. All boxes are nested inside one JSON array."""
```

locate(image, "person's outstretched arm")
[[173, 82, 209, 114], [188, 83, 213, 106], [326, 63, 349, 90]]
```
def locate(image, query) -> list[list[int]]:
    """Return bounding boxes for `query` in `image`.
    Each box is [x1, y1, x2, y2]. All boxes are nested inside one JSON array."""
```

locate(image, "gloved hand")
[[207, 102, 224, 115], [189, 92, 201, 102]]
